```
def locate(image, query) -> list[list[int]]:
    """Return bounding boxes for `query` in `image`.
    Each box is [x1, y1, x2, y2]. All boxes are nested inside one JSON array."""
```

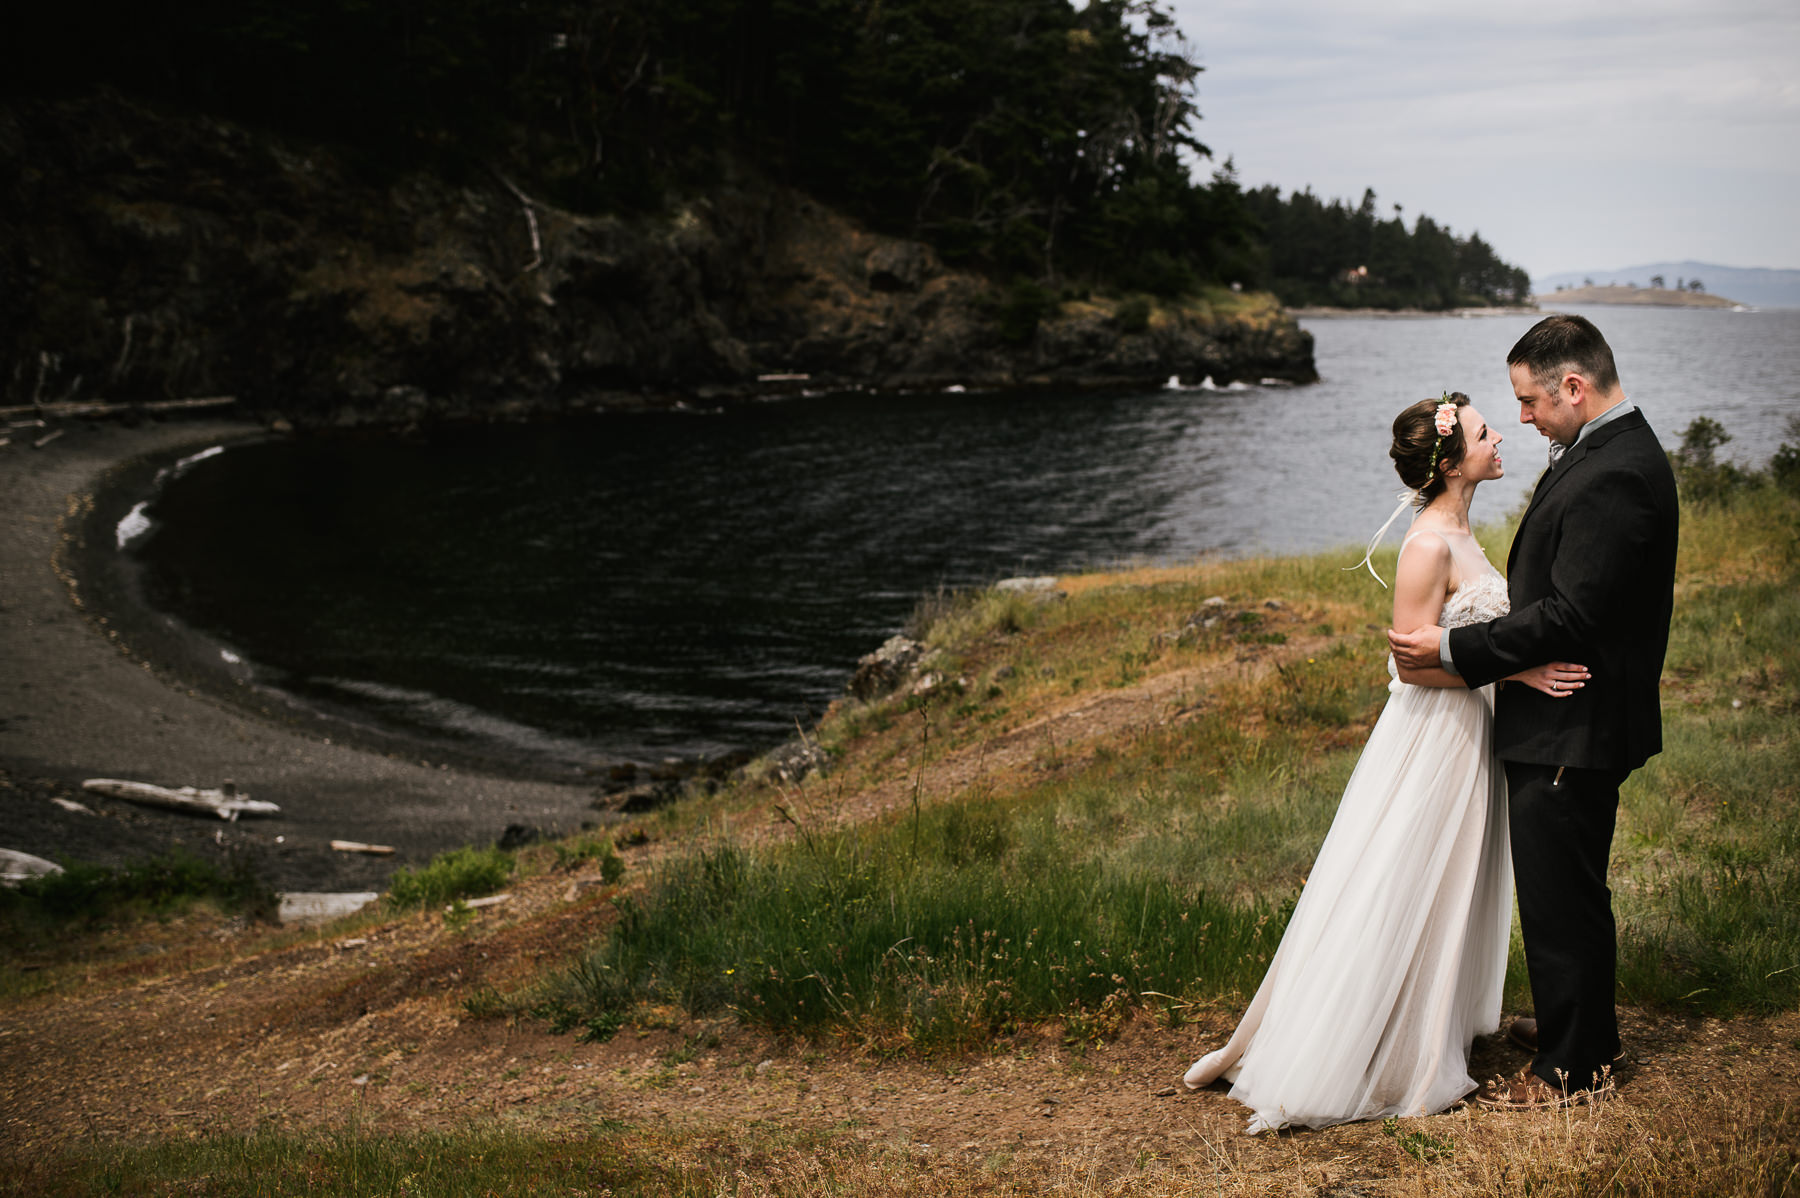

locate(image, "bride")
[[1182, 392, 1589, 1134]]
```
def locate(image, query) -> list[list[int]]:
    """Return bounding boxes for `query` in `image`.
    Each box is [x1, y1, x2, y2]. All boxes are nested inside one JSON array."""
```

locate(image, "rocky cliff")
[[3, 93, 1316, 426]]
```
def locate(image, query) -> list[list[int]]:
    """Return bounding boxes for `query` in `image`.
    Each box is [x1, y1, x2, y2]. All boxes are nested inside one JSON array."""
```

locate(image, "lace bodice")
[[1442, 571, 1510, 629]]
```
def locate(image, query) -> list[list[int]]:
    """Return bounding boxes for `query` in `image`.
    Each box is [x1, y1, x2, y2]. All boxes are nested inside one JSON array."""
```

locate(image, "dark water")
[[126, 306, 1800, 767]]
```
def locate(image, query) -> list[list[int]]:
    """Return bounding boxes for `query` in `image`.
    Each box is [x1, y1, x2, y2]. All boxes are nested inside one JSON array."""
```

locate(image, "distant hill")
[[1533, 285, 1740, 309], [1532, 262, 1800, 309]]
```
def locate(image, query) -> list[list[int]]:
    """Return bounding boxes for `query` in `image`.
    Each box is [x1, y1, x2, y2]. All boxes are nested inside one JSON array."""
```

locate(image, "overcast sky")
[[1161, 0, 1800, 281]]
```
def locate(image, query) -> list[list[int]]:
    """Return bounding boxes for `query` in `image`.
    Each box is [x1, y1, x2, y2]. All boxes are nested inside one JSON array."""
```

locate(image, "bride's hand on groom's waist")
[[1511, 661, 1591, 698]]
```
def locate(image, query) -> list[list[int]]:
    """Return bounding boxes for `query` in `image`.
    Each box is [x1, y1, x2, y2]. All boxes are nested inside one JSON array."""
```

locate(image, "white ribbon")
[[1345, 489, 1421, 589]]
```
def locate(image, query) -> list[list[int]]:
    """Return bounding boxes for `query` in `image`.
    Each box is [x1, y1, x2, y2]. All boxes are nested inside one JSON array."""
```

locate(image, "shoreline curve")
[[1, 419, 606, 893]]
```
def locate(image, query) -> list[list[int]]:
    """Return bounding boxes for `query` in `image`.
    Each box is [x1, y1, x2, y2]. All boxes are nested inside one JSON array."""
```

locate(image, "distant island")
[[1534, 284, 1742, 308], [1533, 261, 1800, 308]]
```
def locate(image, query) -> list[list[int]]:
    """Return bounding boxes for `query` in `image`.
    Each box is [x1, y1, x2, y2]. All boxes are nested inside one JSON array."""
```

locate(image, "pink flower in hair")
[[1434, 402, 1458, 437]]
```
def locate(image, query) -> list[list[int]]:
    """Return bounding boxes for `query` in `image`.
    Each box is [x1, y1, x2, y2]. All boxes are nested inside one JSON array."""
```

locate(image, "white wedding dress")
[[1183, 529, 1513, 1134]]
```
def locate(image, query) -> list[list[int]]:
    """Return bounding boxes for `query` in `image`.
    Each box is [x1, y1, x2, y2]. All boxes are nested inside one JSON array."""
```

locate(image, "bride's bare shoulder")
[[1392, 531, 1455, 607], [1396, 527, 1454, 568]]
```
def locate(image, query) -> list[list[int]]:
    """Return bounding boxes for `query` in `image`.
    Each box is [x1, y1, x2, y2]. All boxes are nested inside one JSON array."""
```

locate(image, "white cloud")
[[1164, 0, 1800, 274]]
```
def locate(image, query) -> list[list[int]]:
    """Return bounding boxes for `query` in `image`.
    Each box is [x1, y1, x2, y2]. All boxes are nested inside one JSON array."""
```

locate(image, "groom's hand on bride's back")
[[1388, 626, 1445, 675]]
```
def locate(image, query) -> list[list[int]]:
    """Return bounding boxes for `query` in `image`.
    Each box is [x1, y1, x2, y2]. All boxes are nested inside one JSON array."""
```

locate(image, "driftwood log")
[[0, 396, 237, 420], [82, 778, 280, 821], [0, 848, 64, 887]]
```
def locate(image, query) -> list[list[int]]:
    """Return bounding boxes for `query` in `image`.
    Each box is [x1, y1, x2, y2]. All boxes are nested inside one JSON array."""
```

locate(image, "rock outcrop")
[[3, 93, 1316, 425], [848, 635, 928, 702]]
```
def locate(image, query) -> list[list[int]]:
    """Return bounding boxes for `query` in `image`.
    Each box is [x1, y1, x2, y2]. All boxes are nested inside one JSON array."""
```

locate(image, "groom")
[[1389, 314, 1679, 1108]]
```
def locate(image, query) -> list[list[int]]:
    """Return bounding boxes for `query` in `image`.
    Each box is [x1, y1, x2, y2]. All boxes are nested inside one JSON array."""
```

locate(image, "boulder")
[[848, 634, 926, 701], [865, 241, 938, 292], [759, 739, 830, 785], [993, 576, 1066, 602]]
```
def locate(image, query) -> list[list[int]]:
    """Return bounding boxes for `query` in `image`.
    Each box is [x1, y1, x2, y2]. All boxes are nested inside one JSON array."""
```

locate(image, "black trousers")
[[1504, 759, 1630, 1091]]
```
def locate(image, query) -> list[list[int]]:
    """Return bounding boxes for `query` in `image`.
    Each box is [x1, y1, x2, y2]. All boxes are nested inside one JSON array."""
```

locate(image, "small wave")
[[1167, 375, 1251, 392], [124, 445, 232, 548], [314, 676, 599, 759], [116, 501, 153, 549], [153, 444, 225, 485]]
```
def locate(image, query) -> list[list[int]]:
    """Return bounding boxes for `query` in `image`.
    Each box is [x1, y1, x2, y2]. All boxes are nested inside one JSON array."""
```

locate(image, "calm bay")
[[127, 305, 1800, 768]]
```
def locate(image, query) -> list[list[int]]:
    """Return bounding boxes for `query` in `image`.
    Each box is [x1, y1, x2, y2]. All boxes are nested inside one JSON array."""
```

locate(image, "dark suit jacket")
[[1448, 410, 1679, 771]]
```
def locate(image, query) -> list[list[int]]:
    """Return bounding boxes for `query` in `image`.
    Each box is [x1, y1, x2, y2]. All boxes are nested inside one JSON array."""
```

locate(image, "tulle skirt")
[[1184, 672, 1511, 1134]]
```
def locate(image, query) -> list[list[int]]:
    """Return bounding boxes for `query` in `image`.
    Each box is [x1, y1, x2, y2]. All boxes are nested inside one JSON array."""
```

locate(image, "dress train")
[[1184, 546, 1513, 1134]]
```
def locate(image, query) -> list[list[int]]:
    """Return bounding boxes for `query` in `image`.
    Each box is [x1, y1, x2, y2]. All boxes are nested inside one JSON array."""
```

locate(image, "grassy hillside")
[[6, 480, 1798, 1196], [533, 483, 1800, 1046]]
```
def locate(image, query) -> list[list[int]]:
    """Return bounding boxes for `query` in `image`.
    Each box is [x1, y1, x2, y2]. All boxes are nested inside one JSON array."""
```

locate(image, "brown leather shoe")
[[1477, 1066, 1615, 1111], [1504, 1017, 1629, 1072]]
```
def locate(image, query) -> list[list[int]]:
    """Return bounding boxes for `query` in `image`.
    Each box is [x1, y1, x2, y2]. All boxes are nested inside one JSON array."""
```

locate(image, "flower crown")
[[1426, 394, 1458, 481]]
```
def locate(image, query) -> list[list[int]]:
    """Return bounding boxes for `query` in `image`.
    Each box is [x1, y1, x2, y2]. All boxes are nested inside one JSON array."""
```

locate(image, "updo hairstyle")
[[1390, 391, 1470, 506]]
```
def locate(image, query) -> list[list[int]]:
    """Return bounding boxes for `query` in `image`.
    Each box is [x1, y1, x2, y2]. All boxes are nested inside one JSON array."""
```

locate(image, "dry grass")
[[6, 487, 1798, 1195]]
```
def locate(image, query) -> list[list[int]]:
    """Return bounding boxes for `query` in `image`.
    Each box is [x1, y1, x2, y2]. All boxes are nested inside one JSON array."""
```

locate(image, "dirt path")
[[819, 640, 1330, 831], [748, 598, 1339, 844], [4, 863, 1796, 1192]]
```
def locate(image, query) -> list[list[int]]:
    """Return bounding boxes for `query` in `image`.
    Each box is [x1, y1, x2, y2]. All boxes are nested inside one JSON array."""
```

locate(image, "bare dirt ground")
[[3, 857, 1798, 1194]]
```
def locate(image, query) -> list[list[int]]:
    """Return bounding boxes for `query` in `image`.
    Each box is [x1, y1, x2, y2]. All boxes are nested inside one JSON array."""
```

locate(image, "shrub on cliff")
[[1113, 296, 1153, 334], [385, 846, 514, 910], [0, 850, 276, 926], [993, 278, 1061, 345]]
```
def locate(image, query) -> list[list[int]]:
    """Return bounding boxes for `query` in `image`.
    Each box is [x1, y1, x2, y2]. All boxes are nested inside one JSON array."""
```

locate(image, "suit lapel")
[[1506, 409, 1647, 570], [1522, 440, 1586, 517], [1509, 454, 1575, 572]]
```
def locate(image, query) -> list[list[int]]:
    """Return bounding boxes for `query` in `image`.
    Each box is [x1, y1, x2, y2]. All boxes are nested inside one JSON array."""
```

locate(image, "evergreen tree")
[[13, 0, 1529, 307]]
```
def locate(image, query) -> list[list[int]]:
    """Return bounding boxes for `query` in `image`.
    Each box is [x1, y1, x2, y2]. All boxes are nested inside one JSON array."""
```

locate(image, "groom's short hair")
[[1508, 315, 1621, 394]]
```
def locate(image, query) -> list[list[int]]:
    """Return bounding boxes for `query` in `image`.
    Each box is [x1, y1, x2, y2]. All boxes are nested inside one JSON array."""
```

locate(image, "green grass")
[[383, 846, 515, 909], [536, 577, 1403, 1049], [0, 849, 276, 928], [1610, 484, 1800, 1014], [0, 1120, 839, 1198], [9, 471, 1800, 1198], [551, 832, 628, 881], [538, 830, 1283, 1052], [535, 683, 1399, 1051], [0, 850, 281, 1001], [537, 479, 1800, 1046]]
